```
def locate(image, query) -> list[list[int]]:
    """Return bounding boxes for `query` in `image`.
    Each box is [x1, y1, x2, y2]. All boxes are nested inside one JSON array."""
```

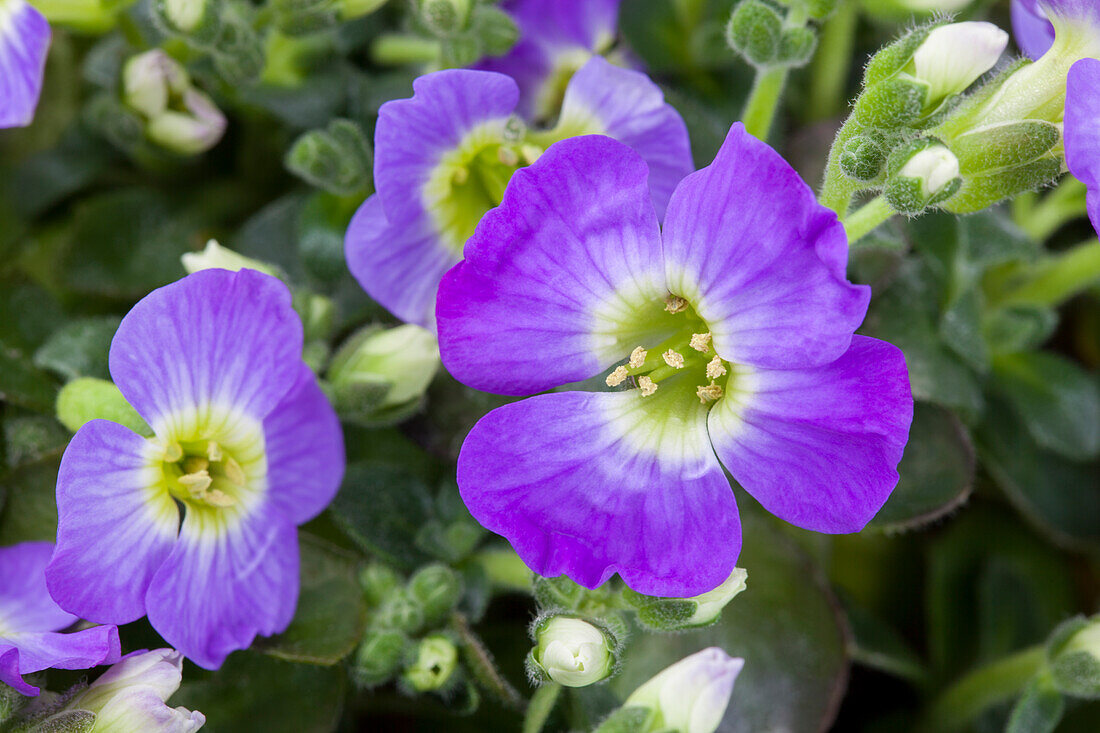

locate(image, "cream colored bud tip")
[[697, 382, 724, 404], [629, 346, 648, 369], [497, 147, 520, 166], [706, 355, 728, 380], [690, 333, 712, 352], [639, 376, 658, 397], [606, 366, 629, 387], [664, 295, 689, 314], [662, 350, 685, 369]]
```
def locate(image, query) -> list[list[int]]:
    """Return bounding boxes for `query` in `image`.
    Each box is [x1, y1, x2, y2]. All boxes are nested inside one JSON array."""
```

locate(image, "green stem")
[[843, 195, 895, 244], [922, 646, 1046, 733], [371, 34, 441, 65], [742, 66, 789, 141], [522, 683, 562, 733], [808, 0, 858, 121], [993, 239, 1100, 307], [1015, 178, 1089, 241]]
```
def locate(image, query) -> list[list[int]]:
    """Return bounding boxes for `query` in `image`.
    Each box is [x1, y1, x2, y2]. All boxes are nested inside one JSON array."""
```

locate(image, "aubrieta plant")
[[1, 0, 1100, 731]]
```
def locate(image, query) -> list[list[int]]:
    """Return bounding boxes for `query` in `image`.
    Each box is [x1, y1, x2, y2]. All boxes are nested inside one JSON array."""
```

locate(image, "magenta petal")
[[144, 503, 299, 670], [560, 57, 693, 219], [108, 269, 303, 433], [0, 646, 38, 695], [457, 391, 740, 597], [662, 123, 869, 370], [262, 364, 345, 526], [0, 542, 76, 633], [2, 626, 120, 675], [344, 195, 459, 329], [0, 0, 50, 129], [437, 135, 665, 395], [47, 420, 179, 625], [1066, 58, 1100, 236], [709, 336, 913, 533]]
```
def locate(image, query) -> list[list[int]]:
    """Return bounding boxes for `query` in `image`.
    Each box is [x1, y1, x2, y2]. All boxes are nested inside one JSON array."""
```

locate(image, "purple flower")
[[45, 269, 345, 670], [0, 542, 120, 696], [344, 56, 692, 329], [0, 0, 50, 128], [1011, 0, 1100, 59], [1066, 58, 1100, 235], [436, 129, 913, 597], [474, 0, 626, 121]]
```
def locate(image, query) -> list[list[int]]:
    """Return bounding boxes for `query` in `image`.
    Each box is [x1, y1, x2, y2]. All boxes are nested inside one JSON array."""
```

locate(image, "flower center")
[[604, 294, 735, 406], [162, 440, 246, 508]]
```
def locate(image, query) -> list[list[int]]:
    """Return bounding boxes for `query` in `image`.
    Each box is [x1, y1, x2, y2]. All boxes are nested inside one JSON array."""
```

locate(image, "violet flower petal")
[[1011, 0, 1056, 59], [708, 336, 913, 534], [0, 0, 49, 128], [437, 135, 664, 396], [0, 542, 76, 633], [661, 123, 869, 370], [457, 390, 740, 597], [1065, 58, 1100, 236]]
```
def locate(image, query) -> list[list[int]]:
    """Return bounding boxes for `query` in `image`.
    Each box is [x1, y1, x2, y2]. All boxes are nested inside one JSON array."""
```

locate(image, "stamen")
[[664, 295, 689, 314], [497, 147, 519, 166], [178, 469, 212, 495], [222, 456, 247, 487], [697, 382, 724, 404], [706, 356, 728, 380], [206, 441, 222, 462], [638, 376, 658, 397], [203, 489, 236, 507], [629, 346, 648, 369], [662, 350, 685, 369], [182, 456, 209, 474], [690, 333, 712, 353], [606, 366, 629, 387], [162, 441, 183, 463]]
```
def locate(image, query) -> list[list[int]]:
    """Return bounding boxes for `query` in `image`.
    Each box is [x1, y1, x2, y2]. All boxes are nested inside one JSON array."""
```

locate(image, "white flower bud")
[[533, 617, 614, 688], [328, 324, 441, 409], [909, 22, 1009, 101], [624, 647, 744, 733], [683, 568, 748, 627], [122, 50, 226, 155], [899, 145, 961, 199], [181, 239, 281, 278], [403, 635, 458, 692], [123, 51, 189, 119]]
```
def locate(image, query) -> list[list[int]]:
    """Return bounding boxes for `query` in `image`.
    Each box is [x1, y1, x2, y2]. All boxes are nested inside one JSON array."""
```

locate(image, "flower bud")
[[885, 141, 961, 214], [906, 22, 1008, 104], [529, 616, 615, 688], [376, 589, 426, 633], [470, 5, 519, 57], [285, 119, 373, 196], [1048, 615, 1100, 699], [151, 0, 222, 44], [625, 568, 747, 632], [181, 239, 281, 277], [65, 649, 205, 732], [681, 568, 748, 627], [359, 562, 402, 606], [403, 635, 459, 692], [121, 50, 226, 155], [623, 647, 744, 733], [352, 629, 408, 688], [725, 0, 782, 68], [408, 564, 463, 624], [328, 324, 441, 412], [420, 0, 472, 35]]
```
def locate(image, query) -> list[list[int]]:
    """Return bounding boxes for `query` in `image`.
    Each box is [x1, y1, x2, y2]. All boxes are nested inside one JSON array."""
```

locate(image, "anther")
[[178, 469, 212, 495], [162, 441, 183, 463], [206, 441, 222, 462], [690, 333, 712, 353], [664, 295, 689, 314], [706, 356, 728, 380], [606, 366, 629, 387], [662, 350, 685, 369], [222, 456, 247, 488], [638, 376, 658, 397], [498, 147, 519, 166], [697, 382, 724, 404], [629, 347, 647, 369], [204, 489, 236, 507], [182, 456, 209, 474]]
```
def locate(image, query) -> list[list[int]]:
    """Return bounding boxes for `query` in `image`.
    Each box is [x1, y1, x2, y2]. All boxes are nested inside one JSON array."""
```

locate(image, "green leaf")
[[613, 509, 849, 733], [0, 343, 59, 414], [840, 593, 927, 683], [0, 453, 61, 544], [0, 279, 65, 351], [261, 536, 367, 665], [991, 352, 1100, 461], [55, 377, 150, 436], [870, 402, 974, 531], [33, 317, 121, 381], [172, 652, 345, 733]]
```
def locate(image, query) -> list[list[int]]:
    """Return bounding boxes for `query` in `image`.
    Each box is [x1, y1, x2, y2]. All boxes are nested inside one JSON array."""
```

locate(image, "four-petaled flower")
[[344, 56, 692, 330], [45, 268, 345, 669], [0, 541, 120, 695], [0, 0, 50, 128], [436, 128, 913, 597]]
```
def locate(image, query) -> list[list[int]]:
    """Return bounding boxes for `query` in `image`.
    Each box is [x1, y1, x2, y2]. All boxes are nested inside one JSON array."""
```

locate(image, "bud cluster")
[[725, 0, 831, 70], [372, 0, 518, 70], [152, 0, 265, 86]]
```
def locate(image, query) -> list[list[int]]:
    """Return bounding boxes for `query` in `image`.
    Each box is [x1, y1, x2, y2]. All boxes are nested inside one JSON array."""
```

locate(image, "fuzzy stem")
[[992, 239, 1100, 307], [843, 195, 895, 243], [742, 66, 789, 141], [921, 646, 1046, 733], [522, 683, 562, 733], [808, 0, 858, 121], [450, 612, 526, 710]]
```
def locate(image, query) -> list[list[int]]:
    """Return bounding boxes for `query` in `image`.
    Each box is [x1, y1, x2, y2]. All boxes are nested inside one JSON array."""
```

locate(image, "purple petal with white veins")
[[373, 70, 518, 230], [345, 195, 460, 329], [108, 269, 303, 434], [262, 363, 345, 526], [1011, 0, 1055, 59], [47, 420, 179, 624], [559, 57, 692, 219], [437, 135, 665, 395], [0, 542, 76, 633], [457, 389, 740, 597], [1066, 58, 1100, 236], [0, 0, 50, 128], [708, 336, 913, 534], [0, 625, 121, 696], [662, 123, 869, 370], [145, 502, 299, 670]]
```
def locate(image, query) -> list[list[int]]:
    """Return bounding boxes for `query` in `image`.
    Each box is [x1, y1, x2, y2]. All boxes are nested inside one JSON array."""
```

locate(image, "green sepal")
[[408, 563, 464, 624], [725, 0, 783, 68], [1006, 675, 1065, 733], [22, 710, 96, 733], [351, 628, 409, 688], [440, 34, 483, 68], [852, 77, 928, 129], [838, 127, 892, 183], [56, 377, 151, 436], [374, 589, 426, 634], [634, 599, 701, 632], [591, 706, 656, 733], [285, 119, 373, 197], [951, 121, 1061, 176], [533, 576, 586, 611], [799, 0, 838, 20], [863, 24, 933, 87], [883, 137, 961, 215], [470, 5, 518, 57], [941, 157, 1062, 215]]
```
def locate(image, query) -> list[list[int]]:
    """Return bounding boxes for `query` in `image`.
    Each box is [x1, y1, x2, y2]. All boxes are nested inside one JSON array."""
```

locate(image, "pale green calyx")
[[403, 634, 459, 692], [906, 22, 1008, 104], [623, 647, 744, 733], [181, 239, 281, 277], [122, 50, 226, 155], [532, 616, 614, 687], [327, 324, 440, 409]]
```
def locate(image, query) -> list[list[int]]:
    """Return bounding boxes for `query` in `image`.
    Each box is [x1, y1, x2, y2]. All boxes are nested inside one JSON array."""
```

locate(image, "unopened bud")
[[152, 0, 222, 43], [681, 568, 748, 627], [906, 22, 1008, 104], [181, 239, 280, 277], [625, 568, 747, 631], [470, 5, 518, 57], [726, 0, 783, 67], [352, 629, 408, 687], [886, 142, 961, 214], [359, 562, 402, 606], [408, 564, 463, 623], [622, 648, 744, 733], [1049, 615, 1100, 699], [285, 119, 373, 196], [328, 324, 440, 412], [529, 616, 615, 687], [420, 0, 471, 35], [376, 589, 426, 633], [404, 635, 459, 692], [122, 50, 226, 155]]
